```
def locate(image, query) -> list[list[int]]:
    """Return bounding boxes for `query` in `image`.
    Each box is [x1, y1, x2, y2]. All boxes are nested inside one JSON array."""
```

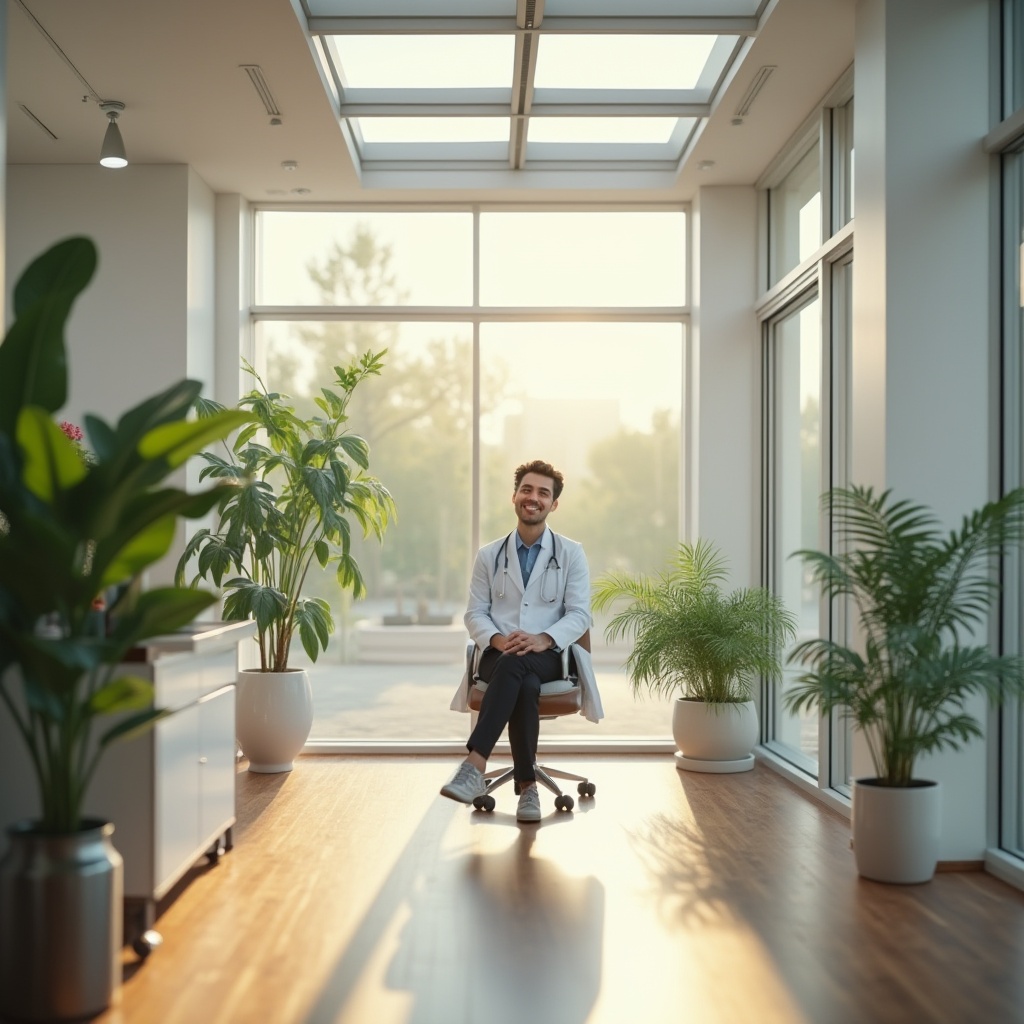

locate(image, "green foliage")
[[176, 353, 396, 672], [783, 485, 1024, 787], [593, 540, 797, 703], [0, 237, 250, 832]]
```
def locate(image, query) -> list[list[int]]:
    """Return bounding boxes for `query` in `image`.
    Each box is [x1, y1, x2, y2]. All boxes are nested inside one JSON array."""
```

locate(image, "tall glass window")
[[760, 86, 852, 795], [766, 294, 822, 775], [833, 98, 855, 231], [252, 208, 687, 746], [997, 0, 1024, 876], [768, 143, 822, 287], [829, 254, 854, 792]]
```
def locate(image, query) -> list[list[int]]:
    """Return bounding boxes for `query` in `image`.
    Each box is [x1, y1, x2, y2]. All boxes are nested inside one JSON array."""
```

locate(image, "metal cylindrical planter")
[[852, 778, 942, 884], [0, 819, 123, 1021], [236, 667, 313, 773]]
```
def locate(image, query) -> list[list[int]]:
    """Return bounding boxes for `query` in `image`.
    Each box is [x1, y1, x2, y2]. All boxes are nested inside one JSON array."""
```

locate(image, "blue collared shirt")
[[515, 531, 543, 586]]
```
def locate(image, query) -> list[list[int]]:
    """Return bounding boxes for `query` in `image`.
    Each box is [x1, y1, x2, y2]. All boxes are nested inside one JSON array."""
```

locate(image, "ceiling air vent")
[[734, 65, 776, 118], [240, 64, 281, 118]]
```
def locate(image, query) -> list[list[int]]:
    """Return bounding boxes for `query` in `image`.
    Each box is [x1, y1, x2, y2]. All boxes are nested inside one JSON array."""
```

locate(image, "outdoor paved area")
[[298, 650, 673, 742]]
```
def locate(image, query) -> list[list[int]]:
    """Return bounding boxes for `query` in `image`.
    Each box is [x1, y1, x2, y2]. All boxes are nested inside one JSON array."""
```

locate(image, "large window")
[[999, 0, 1024, 867], [252, 208, 687, 747], [767, 142, 821, 288], [766, 294, 822, 775], [759, 77, 853, 794]]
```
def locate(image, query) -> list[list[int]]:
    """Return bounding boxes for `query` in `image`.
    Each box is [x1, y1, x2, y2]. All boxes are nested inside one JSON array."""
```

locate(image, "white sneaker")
[[440, 762, 486, 804], [517, 785, 542, 822]]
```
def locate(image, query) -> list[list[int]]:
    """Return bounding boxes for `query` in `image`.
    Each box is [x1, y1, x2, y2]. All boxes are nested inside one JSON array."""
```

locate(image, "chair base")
[[474, 762, 597, 813]]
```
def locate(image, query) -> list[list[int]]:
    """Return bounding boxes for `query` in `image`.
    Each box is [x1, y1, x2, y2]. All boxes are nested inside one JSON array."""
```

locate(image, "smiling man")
[[440, 459, 591, 821]]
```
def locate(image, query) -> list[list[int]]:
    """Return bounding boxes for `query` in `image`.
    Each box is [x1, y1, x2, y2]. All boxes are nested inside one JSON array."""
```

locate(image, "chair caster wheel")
[[133, 929, 163, 960], [555, 794, 574, 812], [578, 782, 596, 798], [473, 795, 495, 812]]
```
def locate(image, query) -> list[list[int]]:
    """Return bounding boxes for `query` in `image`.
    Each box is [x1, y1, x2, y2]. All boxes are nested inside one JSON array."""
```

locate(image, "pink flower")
[[60, 421, 84, 442]]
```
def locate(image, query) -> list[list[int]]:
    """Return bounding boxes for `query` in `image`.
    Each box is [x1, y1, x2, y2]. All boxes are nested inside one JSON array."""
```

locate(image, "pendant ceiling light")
[[99, 101, 127, 168]]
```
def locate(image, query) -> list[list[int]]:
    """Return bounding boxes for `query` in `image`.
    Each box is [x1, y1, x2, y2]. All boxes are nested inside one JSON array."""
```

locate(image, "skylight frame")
[[301, 4, 762, 184]]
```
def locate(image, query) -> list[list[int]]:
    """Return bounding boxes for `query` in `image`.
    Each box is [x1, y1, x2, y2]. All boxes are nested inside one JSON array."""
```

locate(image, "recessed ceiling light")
[[291, 187, 312, 195]]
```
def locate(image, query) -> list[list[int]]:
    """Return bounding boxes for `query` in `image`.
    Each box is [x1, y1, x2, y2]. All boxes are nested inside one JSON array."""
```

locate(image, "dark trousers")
[[467, 647, 563, 784]]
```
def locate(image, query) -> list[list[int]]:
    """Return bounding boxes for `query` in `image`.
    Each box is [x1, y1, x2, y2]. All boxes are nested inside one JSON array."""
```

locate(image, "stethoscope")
[[494, 530, 561, 603]]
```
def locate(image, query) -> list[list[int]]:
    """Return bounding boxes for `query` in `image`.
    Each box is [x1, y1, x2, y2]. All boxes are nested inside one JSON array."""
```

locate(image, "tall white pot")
[[236, 668, 313, 773], [852, 778, 941, 884], [671, 698, 758, 773]]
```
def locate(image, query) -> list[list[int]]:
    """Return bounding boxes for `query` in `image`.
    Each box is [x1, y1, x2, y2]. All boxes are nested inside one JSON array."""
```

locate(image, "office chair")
[[464, 631, 597, 813]]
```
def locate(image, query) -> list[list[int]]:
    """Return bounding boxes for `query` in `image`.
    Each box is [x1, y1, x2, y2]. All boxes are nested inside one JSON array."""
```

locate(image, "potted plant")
[[784, 484, 1024, 884], [0, 236, 249, 1020], [593, 540, 797, 772], [176, 355, 395, 772]]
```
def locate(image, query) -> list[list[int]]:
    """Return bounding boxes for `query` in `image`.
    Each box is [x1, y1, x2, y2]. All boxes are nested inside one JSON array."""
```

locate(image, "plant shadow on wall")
[[176, 352, 395, 771], [0, 236, 248, 1020], [784, 484, 1024, 883]]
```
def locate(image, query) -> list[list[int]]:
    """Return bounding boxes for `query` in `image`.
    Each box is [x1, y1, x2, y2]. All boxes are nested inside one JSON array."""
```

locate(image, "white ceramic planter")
[[671, 698, 758, 773], [236, 668, 313, 773], [852, 778, 941, 884]]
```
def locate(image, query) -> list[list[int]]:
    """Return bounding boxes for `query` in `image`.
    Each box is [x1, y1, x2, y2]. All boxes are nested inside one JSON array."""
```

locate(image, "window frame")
[[756, 71, 855, 815], [248, 201, 692, 753]]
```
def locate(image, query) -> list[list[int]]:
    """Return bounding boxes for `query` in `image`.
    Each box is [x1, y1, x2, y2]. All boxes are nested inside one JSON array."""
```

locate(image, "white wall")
[[852, 0, 995, 860], [5, 163, 219, 584], [690, 185, 760, 587]]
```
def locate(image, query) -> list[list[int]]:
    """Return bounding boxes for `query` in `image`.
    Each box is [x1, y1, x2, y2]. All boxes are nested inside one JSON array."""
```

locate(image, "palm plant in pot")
[[176, 354, 395, 772], [0, 236, 249, 1021], [784, 484, 1024, 884], [593, 540, 797, 773]]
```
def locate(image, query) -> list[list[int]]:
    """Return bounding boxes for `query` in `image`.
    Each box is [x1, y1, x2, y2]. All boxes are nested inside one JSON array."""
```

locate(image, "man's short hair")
[[514, 460, 564, 500]]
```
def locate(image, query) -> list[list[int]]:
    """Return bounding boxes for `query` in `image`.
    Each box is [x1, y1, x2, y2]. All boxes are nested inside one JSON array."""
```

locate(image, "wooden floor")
[[92, 755, 1024, 1024]]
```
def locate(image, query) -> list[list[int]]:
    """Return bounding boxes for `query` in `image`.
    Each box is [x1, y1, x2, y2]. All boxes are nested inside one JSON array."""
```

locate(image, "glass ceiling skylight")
[[330, 35, 514, 89], [527, 117, 678, 146], [359, 117, 510, 144], [534, 35, 717, 90], [298, 1, 765, 188]]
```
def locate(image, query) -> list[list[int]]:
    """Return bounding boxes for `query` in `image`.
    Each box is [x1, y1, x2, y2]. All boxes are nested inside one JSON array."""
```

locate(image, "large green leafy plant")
[[176, 354, 395, 672], [593, 540, 797, 703], [784, 485, 1024, 787], [0, 237, 250, 832]]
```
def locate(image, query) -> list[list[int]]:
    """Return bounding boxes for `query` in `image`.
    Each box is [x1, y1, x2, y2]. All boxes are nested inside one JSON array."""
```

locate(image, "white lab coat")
[[450, 528, 604, 723]]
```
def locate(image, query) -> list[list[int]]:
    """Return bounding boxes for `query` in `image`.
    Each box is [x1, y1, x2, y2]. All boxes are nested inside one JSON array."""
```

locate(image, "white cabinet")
[[0, 621, 253, 945]]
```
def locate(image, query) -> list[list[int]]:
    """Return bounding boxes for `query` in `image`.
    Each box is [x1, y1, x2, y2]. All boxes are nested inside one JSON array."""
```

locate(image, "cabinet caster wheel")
[[133, 929, 163, 960], [555, 794, 574, 812], [206, 844, 223, 863], [578, 782, 596, 798]]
